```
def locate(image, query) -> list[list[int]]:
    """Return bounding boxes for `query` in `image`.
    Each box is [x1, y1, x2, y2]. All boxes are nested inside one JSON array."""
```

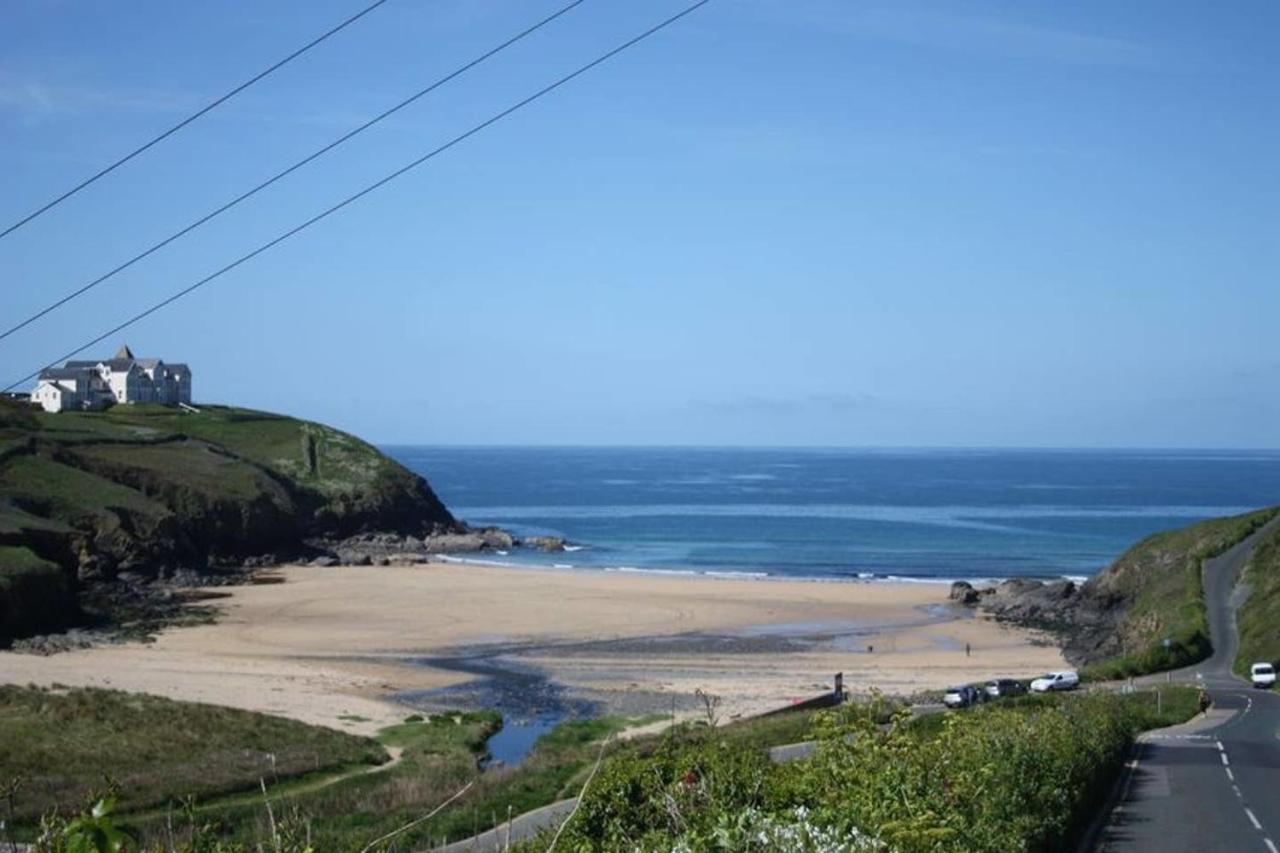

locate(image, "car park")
[[1251, 662, 1276, 688], [985, 678, 1027, 699], [1030, 671, 1079, 693]]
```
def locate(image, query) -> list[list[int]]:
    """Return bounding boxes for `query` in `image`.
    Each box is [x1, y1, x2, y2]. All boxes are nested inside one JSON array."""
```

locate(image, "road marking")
[[1264, 838, 1277, 853], [1246, 808, 1262, 830], [1217, 740, 1225, 751], [1233, 785, 1242, 798], [1226, 767, 1235, 781], [1222, 753, 1231, 766]]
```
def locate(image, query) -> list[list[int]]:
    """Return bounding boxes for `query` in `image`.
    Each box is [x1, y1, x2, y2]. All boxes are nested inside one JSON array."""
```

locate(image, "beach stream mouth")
[[397, 656, 597, 768]]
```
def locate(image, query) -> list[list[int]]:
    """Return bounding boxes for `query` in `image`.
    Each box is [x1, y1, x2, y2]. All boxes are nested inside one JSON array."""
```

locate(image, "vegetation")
[[1235, 521, 1280, 675], [0, 545, 76, 640], [0, 685, 386, 822], [1083, 507, 1278, 679], [0, 403, 457, 641], [6, 687, 1201, 852], [540, 688, 1202, 853]]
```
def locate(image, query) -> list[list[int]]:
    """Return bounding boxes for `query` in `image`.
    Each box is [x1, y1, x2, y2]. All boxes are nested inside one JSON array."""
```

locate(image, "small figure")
[[965, 642, 971, 657], [866, 644, 874, 654]]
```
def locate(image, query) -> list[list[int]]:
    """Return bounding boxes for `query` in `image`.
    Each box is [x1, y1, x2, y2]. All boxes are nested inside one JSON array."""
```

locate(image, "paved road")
[[1097, 517, 1280, 853]]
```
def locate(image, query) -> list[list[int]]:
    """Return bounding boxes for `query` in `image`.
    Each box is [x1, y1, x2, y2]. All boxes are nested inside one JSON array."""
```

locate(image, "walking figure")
[[965, 642, 971, 657]]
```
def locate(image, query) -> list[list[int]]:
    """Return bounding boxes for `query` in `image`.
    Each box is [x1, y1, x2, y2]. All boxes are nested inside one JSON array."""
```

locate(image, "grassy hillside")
[[0, 400, 458, 642], [1235, 521, 1280, 674], [1082, 507, 1278, 679], [0, 685, 387, 823]]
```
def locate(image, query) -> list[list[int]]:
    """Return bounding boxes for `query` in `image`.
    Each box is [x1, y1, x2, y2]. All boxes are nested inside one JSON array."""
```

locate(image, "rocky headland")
[[0, 400, 557, 648], [948, 507, 1278, 674]]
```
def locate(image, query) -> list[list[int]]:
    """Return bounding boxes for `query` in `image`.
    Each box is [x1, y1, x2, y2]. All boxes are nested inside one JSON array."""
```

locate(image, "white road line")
[[1264, 838, 1277, 853], [1218, 741, 1225, 751], [1222, 753, 1231, 766], [1233, 785, 1243, 798], [1226, 767, 1235, 781], [1246, 808, 1262, 831]]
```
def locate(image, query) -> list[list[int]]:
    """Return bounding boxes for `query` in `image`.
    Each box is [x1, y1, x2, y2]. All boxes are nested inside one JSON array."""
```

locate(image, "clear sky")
[[1, 1, 1276, 447]]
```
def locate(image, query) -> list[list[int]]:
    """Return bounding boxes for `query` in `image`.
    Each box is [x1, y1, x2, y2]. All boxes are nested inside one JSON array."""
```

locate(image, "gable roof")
[[38, 368, 87, 381], [115, 344, 135, 359]]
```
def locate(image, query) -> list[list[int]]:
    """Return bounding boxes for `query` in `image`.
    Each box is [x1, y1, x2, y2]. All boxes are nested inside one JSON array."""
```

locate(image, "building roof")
[[115, 344, 135, 359], [102, 359, 140, 371], [65, 360, 101, 369], [166, 363, 190, 373], [38, 367, 87, 381], [136, 358, 162, 369]]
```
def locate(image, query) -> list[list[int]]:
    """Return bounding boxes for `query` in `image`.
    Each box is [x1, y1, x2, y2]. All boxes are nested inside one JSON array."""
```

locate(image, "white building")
[[31, 344, 193, 413]]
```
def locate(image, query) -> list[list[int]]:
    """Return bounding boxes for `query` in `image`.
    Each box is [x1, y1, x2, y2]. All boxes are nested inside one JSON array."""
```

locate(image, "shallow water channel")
[[399, 655, 597, 767]]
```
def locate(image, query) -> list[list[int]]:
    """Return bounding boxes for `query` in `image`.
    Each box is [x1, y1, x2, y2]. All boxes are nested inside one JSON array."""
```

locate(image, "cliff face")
[[0, 402, 461, 642]]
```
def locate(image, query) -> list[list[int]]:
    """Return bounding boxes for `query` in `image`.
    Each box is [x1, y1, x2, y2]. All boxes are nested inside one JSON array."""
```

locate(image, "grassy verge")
[[1235, 521, 1280, 675], [0, 686, 386, 824], [1083, 507, 1278, 680]]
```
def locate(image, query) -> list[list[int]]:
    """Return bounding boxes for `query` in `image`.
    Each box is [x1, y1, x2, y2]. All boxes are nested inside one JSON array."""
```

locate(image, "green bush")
[[549, 691, 1198, 853]]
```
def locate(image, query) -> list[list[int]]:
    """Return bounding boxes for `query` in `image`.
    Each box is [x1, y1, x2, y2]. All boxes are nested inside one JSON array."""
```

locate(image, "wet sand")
[[0, 562, 1068, 734]]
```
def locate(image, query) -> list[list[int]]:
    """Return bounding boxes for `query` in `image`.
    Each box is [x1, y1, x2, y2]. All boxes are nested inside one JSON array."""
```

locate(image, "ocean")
[[385, 447, 1280, 583]]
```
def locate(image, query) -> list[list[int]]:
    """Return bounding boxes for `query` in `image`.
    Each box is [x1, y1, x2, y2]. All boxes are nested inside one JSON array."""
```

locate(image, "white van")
[[1030, 671, 1080, 693], [1251, 662, 1276, 689]]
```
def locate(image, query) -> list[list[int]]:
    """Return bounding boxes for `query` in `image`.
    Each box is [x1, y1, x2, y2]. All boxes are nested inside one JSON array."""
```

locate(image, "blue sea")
[[385, 447, 1280, 582]]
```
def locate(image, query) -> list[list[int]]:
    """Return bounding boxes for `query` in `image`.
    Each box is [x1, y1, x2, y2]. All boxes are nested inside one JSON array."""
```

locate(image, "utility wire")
[[0, 0, 589, 345], [0, 0, 391, 242], [6, 0, 713, 393]]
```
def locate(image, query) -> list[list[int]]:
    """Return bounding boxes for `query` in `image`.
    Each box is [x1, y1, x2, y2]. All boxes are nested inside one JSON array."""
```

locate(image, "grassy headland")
[[0, 400, 458, 643], [1081, 507, 1277, 679]]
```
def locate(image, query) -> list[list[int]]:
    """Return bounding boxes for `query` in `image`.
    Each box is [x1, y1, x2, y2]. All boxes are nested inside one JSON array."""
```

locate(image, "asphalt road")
[[1096, 517, 1280, 853]]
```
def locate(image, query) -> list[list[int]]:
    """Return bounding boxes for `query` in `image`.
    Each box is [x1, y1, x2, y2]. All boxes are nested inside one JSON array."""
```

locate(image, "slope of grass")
[[0, 686, 387, 823], [1235, 521, 1280, 675], [1084, 507, 1279, 679]]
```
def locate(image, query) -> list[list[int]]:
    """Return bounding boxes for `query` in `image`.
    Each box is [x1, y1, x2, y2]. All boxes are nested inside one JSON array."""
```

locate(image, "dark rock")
[[949, 581, 980, 605], [522, 535, 568, 552]]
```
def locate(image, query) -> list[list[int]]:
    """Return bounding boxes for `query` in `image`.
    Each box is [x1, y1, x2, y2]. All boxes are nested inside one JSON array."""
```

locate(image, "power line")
[[6, 0, 713, 394], [0, 0, 391, 242], [0, 0, 589, 345]]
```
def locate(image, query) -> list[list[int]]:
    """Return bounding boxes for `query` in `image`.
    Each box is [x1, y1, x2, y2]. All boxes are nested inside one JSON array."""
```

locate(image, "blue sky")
[[1, 1, 1276, 447]]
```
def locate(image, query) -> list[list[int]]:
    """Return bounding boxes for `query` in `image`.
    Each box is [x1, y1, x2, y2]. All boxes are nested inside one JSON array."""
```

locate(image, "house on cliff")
[[31, 344, 193, 413]]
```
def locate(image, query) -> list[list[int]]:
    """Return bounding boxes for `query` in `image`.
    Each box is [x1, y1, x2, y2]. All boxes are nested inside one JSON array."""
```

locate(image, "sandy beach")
[[0, 562, 1067, 734]]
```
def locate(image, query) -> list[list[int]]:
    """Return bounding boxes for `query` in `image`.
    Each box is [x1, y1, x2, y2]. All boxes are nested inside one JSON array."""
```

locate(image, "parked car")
[[985, 678, 1027, 699], [943, 685, 981, 708], [1030, 671, 1080, 693], [1250, 662, 1276, 689]]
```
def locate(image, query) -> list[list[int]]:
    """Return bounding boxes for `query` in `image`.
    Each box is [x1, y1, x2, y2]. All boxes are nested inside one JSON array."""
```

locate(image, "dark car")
[[985, 678, 1027, 699]]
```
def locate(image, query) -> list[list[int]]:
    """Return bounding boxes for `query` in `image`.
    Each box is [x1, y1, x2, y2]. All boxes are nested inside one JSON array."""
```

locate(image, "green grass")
[[0, 686, 387, 824], [108, 707, 822, 850], [0, 453, 170, 524], [1083, 507, 1279, 680], [1235, 521, 1280, 675]]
